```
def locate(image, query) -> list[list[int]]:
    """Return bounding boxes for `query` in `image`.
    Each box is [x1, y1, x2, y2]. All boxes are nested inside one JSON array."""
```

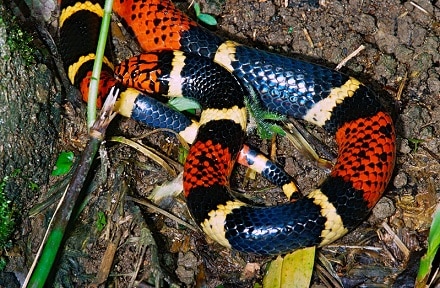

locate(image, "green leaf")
[[193, 2, 217, 26], [264, 256, 282, 287], [264, 247, 315, 288], [0, 257, 7, 271], [197, 13, 218, 26], [193, 2, 201, 16], [11, 169, 21, 177], [168, 97, 201, 112], [96, 211, 107, 232], [51, 151, 75, 176], [408, 138, 424, 153], [28, 182, 39, 191], [178, 146, 189, 165]]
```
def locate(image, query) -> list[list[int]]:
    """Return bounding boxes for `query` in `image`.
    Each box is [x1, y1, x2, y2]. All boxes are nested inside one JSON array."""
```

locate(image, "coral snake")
[[59, 0, 396, 255]]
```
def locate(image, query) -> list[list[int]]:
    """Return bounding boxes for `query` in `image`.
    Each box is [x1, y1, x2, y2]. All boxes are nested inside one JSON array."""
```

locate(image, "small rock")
[[427, 74, 440, 94], [394, 44, 414, 64], [175, 251, 200, 285], [374, 54, 397, 79], [398, 139, 412, 154], [372, 197, 396, 221], [374, 28, 399, 54], [393, 172, 408, 189], [351, 13, 376, 35]]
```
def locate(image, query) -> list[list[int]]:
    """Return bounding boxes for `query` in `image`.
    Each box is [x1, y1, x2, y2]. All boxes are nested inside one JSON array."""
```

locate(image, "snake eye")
[[130, 69, 139, 79]]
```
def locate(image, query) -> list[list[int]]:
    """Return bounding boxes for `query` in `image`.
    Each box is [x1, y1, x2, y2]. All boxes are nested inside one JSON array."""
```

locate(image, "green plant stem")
[[87, 0, 114, 128], [25, 84, 118, 287], [26, 136, 103, 288]]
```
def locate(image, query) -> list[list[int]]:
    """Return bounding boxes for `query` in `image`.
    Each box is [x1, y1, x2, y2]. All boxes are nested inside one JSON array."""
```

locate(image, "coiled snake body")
[[59, 0, 396, 255]]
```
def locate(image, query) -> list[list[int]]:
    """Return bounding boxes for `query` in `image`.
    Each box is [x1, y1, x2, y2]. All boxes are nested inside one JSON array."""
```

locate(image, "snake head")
[[115, 53, 169, 95]]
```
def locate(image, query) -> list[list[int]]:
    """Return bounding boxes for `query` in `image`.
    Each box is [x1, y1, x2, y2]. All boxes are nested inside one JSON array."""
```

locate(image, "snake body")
[[59, 0, 396, 255]]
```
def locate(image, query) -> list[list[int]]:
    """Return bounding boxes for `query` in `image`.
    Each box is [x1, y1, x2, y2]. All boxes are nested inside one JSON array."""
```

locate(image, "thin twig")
[[109, 136, 181, 176], [325, 245, 383, 252], [303, 27, 314, 48], [381, 221, 410, 258], [126, 195, 198, 232], [410, 1, 430, 15], [396, 71, 407, 101], [335, 45, 365, 70]]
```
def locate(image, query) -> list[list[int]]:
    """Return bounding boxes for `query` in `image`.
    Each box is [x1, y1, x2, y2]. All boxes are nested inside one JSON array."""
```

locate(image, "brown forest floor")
[[2, 0, 440, 287]]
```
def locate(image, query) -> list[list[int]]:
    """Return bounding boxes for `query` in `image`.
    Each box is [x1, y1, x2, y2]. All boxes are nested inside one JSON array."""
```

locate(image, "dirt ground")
[[2, 0, 440, 287]]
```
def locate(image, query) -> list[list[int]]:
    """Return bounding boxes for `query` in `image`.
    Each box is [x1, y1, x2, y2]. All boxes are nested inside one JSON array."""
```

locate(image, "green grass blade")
[[416, 204, 440, 287]]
